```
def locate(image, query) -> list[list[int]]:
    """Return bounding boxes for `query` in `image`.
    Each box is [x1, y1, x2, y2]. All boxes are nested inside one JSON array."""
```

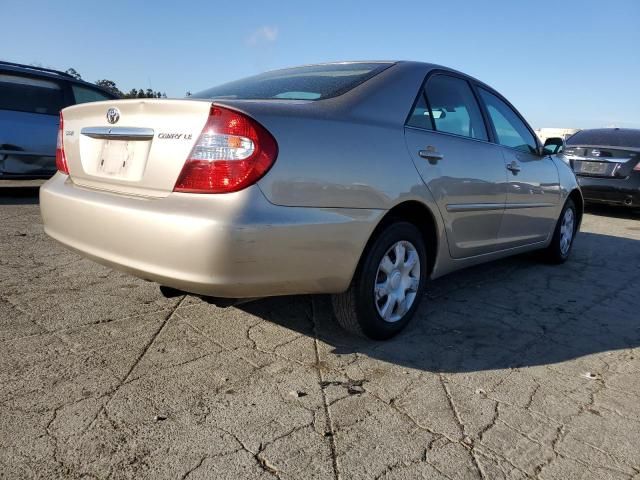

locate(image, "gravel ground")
[[1, 188, 639, 479]]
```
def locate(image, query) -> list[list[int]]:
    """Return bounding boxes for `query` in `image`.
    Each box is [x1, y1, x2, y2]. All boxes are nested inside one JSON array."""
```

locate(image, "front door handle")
[[506, 161, 521, 173], [418, 147, 444, 163]]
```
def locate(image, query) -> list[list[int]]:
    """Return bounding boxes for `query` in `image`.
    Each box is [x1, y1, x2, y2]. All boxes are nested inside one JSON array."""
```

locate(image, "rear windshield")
[[192, 63, 393, 101], [566, 129, 640, 148]]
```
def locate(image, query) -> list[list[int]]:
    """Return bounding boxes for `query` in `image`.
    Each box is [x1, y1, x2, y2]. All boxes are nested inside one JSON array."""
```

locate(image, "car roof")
[[0, 60, 118, 97], [289, 60, 496, 90]]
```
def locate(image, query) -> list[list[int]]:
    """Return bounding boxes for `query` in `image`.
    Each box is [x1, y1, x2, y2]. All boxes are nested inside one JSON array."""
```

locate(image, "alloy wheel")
[[374, 240, 421, 323]]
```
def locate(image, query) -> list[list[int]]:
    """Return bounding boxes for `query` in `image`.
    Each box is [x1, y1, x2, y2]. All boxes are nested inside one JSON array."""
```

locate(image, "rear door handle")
[[506, 161, 521, 173], [418, 148, 444, 162]]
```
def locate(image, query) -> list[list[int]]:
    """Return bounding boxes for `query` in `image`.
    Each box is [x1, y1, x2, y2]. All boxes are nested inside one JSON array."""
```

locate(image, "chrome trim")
[[446, 203, 504, 212], [404, 125, 496, 147], [563, 154, 631, 164], [81, 127, 154, 141], [446, 202, 554, 213], [504, 202, 555, 210]]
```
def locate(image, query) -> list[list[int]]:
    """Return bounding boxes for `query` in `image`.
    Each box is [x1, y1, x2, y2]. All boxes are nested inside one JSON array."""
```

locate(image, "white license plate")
[[98, 140, 133, 176], [578, 161, 607, 175]]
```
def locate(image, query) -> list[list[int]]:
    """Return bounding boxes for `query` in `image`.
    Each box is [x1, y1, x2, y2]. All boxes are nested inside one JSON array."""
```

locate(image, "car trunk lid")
[[564, 146, 640, 179], [61, 99, 212, 197]]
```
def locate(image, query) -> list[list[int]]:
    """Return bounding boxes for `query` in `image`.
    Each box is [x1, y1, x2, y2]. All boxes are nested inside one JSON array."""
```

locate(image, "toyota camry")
[[40, 61, 583, 339]]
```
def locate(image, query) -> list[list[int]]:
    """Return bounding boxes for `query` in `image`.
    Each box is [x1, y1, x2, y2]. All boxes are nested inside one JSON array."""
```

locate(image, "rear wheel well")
[[364, 201, 438, 277], [568, 189, 584, 226]]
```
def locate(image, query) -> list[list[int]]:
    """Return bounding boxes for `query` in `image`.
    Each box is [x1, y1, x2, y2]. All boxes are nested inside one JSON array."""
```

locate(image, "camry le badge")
[[106, 107, 120, 125]]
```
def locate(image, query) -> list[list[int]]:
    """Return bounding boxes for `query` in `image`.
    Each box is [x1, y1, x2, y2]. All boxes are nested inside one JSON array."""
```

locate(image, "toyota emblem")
[[106, 107, 120, 125]]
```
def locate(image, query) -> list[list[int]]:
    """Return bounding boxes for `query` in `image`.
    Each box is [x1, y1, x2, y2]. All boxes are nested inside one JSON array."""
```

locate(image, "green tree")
[[95, 79, 123, 97], [65, 68, 82, 80]]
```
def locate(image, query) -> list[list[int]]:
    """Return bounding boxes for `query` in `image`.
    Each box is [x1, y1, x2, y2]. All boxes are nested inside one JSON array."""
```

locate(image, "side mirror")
[[542, 137, 564, 155]]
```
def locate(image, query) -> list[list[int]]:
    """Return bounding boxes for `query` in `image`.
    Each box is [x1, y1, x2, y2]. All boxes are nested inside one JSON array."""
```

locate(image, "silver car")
[[40, 61, 582, 339]]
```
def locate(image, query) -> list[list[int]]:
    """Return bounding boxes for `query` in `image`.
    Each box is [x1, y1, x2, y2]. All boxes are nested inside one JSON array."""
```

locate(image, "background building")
[[535, 127, 580, 143]]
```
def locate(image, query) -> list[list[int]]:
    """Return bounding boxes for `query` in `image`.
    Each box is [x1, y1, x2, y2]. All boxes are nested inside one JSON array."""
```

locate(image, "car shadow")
[[0, 186, 40, 205], [238, 231, 639, 373], [585, 203, 639, 219]]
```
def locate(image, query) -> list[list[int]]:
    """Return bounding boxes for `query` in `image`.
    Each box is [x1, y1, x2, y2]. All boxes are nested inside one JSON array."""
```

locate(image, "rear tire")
[[541, 198, 577, 264], [331, 221, 427, 340]]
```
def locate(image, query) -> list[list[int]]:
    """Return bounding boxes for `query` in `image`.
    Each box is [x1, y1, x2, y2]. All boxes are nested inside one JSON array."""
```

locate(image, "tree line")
[[65, 68, 167, 99]]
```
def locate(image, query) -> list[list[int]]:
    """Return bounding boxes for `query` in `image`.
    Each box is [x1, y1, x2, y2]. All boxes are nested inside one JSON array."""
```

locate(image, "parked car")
[[0, 61, 118, 179], [40, 61, 582, 339], [561, 128, 640, 208]]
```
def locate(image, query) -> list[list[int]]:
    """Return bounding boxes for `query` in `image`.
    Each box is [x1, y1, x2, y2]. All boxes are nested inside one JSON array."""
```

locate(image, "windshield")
[[192, 63, 393, 101]]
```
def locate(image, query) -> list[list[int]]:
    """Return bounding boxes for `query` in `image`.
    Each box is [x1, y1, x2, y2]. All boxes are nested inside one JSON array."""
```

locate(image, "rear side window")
[[72, 85, 113, 104], [0, 73, 64, 115], [421, 75, 488, 141], [478, 88, 537, 154], [192, 63, 392, 101], [406, 91, 433, 130]]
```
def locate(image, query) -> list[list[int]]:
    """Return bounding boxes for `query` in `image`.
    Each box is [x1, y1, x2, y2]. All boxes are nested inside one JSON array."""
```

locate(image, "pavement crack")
[[475, 445, 534, 479], [82, 296, 185, 434], [179, 448, 245, 480], [478, 401, 500, 443], [367, 388, 457, 444], [180, 315, 261, 369], [311, 296, 340, 480], [439, 373, 486, 479], [524, 382, 541, 410], [210, 425, 283, 479], [180, 455, 208, 480]]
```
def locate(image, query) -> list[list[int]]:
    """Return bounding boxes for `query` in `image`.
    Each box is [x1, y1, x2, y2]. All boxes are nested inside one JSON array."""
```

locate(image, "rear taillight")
[[633, 159, 640, 171], [55, 113, 69, 174], [174, 106, 278, 193]]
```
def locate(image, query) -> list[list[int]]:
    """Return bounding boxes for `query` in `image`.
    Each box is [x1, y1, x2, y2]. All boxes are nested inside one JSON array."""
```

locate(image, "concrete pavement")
[[1, 189, 639, 479]]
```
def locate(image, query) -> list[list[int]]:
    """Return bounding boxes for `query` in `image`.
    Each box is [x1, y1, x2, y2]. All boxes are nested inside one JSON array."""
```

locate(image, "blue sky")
[[5, 0, 639, 128]]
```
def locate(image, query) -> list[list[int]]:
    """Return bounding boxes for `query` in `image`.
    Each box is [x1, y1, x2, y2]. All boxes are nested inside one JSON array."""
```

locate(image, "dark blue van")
[[0, 61, 118, 179]]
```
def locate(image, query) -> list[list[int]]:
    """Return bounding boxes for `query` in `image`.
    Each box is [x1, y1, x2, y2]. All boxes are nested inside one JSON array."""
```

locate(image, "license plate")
[[98, 140, 133, 176], [577, 161, 608, 175]]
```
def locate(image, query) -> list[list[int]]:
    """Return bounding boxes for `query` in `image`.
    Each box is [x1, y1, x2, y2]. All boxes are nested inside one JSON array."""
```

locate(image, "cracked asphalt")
[[1, 187, 639, 479]]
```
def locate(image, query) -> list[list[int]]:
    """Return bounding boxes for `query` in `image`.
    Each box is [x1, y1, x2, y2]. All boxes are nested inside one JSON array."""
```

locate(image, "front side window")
[[0, 73, 64, 115], [72, 85, 113, 104], [479, 88, 537, 154], [423, 75, 488, 141]]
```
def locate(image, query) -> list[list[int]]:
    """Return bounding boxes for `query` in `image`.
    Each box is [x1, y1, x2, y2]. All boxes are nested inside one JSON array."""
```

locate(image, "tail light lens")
[[174, 106, 278, 193], [55, 113, 69, 174], [633, 159, 640, 171]]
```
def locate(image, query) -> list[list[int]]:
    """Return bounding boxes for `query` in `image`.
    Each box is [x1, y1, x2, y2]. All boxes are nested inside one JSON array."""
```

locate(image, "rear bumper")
[[40, 174, 382, 297], [577, 173, 640, 207]]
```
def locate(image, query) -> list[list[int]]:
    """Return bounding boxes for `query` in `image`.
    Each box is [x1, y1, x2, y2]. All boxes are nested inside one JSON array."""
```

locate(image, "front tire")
[[542, 198, 577, 264], [331, 221, 427, 340]]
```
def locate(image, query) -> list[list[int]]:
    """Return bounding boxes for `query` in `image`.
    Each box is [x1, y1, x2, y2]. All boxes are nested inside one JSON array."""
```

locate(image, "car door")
[[477, 87, 561, 248], [404, 74, 508, 259], [0, 72, 67, 176]]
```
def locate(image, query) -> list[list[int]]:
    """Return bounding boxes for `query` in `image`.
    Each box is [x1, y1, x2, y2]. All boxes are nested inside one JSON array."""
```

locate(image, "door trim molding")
[[504, 202, 555, 209], [446, 203, 504, 212], [446, 202, 554, 212]]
